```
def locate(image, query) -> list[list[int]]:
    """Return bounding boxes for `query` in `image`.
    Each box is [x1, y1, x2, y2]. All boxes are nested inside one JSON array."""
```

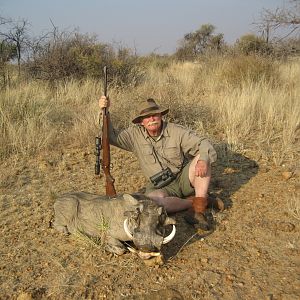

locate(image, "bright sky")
[[0, 0, 284, 55]]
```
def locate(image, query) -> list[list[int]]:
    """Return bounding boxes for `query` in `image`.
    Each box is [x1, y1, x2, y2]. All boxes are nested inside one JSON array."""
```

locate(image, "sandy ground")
[[0, 144, 299, 300]]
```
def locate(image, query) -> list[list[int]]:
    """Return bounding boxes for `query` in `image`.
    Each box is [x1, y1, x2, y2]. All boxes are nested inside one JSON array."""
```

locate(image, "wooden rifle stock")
[[95, 66, 117, 197]]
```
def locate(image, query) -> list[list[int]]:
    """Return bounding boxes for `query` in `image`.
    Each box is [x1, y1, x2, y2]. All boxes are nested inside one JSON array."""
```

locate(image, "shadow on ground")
[[162, 142, 259, 261]]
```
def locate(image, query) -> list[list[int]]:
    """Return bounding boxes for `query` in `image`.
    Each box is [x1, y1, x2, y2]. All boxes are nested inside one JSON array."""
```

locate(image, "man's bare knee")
[[146, 189, 168, 198], [146, 189, 168, 206]]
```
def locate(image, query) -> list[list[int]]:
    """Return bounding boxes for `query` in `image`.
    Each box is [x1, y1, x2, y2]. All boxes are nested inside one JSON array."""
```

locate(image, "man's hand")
[[195, 160, 208, 177], [98, 95, 110, 109]]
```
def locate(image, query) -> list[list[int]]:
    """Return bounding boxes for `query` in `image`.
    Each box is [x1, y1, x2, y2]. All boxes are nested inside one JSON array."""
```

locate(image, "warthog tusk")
[[127, 246, 137, 253], [162, 225, 176, 244], [138, 251, 161, 260], [123, 218, 133, 239], [127, 246, 161, 259]]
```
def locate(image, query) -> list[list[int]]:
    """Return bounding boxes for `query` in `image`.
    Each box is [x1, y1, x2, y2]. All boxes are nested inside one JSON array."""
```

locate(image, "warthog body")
[[53, 192, 176, 256]]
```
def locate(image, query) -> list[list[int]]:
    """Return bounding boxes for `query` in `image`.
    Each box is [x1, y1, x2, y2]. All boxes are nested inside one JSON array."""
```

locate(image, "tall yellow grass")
[[0, 56, 299, 166]]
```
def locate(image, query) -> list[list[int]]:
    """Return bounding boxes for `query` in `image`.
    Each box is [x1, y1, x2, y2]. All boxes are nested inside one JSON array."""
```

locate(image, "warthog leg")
[[53, 224, 69, 235], [105, 236, 127, 255]]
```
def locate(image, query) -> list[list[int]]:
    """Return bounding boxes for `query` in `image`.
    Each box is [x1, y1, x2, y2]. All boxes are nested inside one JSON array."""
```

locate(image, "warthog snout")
[[124, 200, 176, 252], [132, 229, 164, 252]]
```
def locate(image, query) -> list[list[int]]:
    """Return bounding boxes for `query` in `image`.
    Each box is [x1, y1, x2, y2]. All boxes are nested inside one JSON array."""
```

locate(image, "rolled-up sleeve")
[[178, 126, 217, 164], [107, 116, 134, 151], [198, 139, 217, 163]]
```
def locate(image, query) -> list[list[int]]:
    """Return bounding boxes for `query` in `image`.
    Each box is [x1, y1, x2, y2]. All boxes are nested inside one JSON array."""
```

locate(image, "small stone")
[[224, 167, 235, 174], [201, 258, 208, 263], [38, 161, 49, 171], [282, 171, 293, 180]]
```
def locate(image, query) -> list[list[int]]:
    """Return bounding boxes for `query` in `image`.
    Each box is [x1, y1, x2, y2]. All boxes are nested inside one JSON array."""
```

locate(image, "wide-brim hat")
[[132, 98, 169, 124]]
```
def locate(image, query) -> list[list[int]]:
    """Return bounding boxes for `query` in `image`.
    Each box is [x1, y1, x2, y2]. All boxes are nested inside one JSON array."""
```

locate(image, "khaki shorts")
[[145, 162, 194, 198]]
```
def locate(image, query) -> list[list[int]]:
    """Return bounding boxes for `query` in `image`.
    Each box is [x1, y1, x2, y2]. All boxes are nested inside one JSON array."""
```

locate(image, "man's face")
[[140, 113, 162, 135]]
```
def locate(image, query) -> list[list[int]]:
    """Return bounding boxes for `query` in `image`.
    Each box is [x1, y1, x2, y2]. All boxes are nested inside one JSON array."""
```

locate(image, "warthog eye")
[[156, 227, 164, 236], [134, 228, 140, 234], [124, 210, 140, 221], [132, 216, 140, 228]]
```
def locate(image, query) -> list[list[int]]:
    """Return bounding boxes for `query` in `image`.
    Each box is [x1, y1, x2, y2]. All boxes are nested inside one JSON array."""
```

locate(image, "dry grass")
[[0, 55, 299, 166], [0, 79, 101, 158], [210, 58, 299, 165], [73, 230, 105, 250], [287, 193, 300, 221]]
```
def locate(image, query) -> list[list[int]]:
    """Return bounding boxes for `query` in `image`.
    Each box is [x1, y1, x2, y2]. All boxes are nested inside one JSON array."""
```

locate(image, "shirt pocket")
[[140, 144, 156, 164], [164, 146, 182, 167]]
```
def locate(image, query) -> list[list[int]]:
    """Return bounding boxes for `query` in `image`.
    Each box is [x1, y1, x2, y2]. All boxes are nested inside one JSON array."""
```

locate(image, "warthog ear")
[[157, 206, 163, 215], [123, 194, 140, 205]]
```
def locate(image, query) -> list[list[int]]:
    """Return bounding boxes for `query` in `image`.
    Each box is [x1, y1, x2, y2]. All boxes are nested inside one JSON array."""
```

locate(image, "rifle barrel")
[[100, 66, 117, 197], [103, 66, 108, 115]]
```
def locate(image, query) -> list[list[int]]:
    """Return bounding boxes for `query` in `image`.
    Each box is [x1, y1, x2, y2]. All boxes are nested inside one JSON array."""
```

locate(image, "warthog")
[[53, 192, 176, 258]]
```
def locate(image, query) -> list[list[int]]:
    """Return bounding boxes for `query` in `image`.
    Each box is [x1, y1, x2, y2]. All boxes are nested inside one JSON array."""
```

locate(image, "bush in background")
[[25, 31, 143, 87], [235, 34, 271, 55]]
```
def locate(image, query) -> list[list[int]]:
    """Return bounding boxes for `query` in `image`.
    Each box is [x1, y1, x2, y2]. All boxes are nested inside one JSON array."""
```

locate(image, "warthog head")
[[123, 197, 176, 255]]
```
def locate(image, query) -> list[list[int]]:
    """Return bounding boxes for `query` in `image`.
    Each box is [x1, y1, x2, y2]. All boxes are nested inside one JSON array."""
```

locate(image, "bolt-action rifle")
[[95, 66, 117, 197]]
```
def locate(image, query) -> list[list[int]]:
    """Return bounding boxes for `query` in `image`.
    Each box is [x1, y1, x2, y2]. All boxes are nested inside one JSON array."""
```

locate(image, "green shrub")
[[235, 34, 271, 55]]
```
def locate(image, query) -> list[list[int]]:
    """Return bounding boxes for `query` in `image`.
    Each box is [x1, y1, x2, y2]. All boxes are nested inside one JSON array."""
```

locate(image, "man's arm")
[[176, 125, 217, 177], [177, 125, 217, 162], [98, 96, 134, 151]]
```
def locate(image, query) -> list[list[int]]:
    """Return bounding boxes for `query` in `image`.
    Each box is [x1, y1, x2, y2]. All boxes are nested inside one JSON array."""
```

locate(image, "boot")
[[184, 197, 211, 231], [208, 197, 225, 211]]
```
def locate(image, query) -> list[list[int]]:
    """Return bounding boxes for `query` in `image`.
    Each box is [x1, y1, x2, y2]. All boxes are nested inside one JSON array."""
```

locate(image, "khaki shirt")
[[109, 120, 217, 180]]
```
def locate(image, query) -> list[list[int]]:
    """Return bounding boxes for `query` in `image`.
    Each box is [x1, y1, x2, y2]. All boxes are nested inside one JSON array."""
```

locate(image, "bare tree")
[[0, 19, 31, 76], [0, 16, 14, 86], [0, 40, 17, 85], [260, 0, 300, 41]]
